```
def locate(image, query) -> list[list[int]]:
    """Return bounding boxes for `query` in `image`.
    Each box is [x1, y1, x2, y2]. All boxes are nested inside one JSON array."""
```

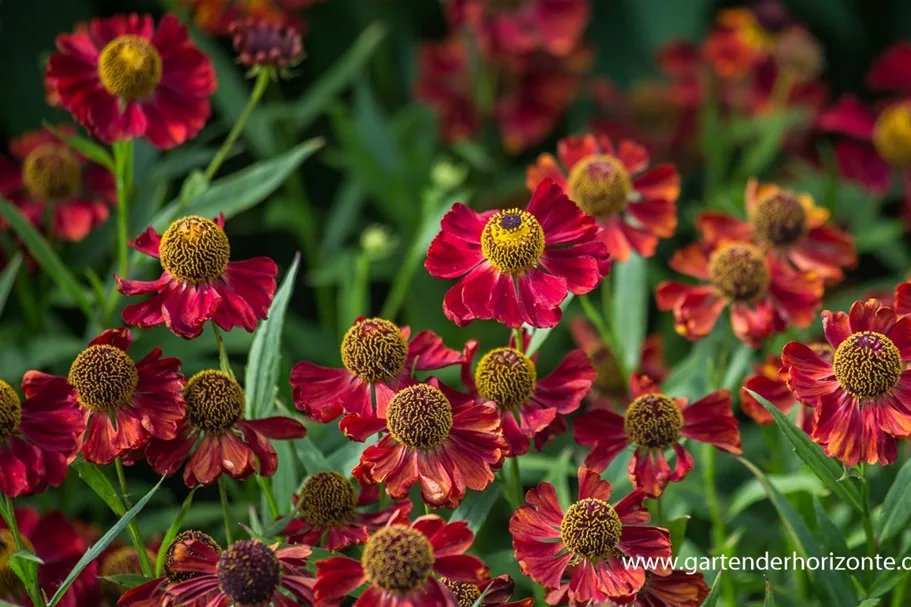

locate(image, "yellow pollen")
[[340, 318, 409, 383], [833, 331, 903, 400], [184, 370, 245, 433], [21, 143, 81, 201], [0, 530, 33, 597], [752, 192, 808, 248], [624, 393, 683, 448], [386, 384, 453, 451], [0, 381, 22, 440], [362, 526, 434, 595], [296, 472, 357, 527], [560, 498, 622, 561], [874, 103, 911, 168], [98, 35, 163, 100], [441, 578, 482, 607], [480, 209, 545, 273], [474, 347, 537, 411], [164, 530, 221, 584], [159, 216, 231, 284], [68, 345, 138, 413], [709, 242, 770, 302], [216, 540, 280, 605], [566, 154, 632, 217]]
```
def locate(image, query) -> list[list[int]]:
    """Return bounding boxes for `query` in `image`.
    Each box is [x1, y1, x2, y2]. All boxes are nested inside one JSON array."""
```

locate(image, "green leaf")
[[45, 123, 114, 171], [611, 252, 648, 374], [10, 551, 41, 598], [764, 580, 776, 606], [0, 253, 22, 317], [703, 569, 725, 607], [868, 568, 910, 599], [101, 574, 154, 590], [877, 451, 911, 541], [450, 489, 501, 533], [179, 169, 209, 205], [664, 516, 690, 558], [746, 389, 864, 513], [48, 475, 166, 607], [722, 343, 755, 393], [74, 460, 126, 516], [154, 488, 198, 577], [732, 109, 807, 180], [470, 586, 492, 607], [728, 472, 829, 520], [812, 497, 849, 558], [856, 600, 881, 607], [294, 437, 333, 475]]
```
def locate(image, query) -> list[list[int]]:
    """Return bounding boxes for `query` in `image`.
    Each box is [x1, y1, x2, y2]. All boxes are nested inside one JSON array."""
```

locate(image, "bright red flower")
[[116, 214, 278, 339], [45, 14, 216, 149], [426, 179, 610, 329], [528, 134, 679, 262], [281, 472, 412, 551], [574, 374, 741, 497], [186, 0, 317, 36], [315, 514, 489, 607], [290, 316, 462, 423], [442, 574, 534, 607], [896, 281, 911, 315], [22, 328, 184, 465], [511, 466, 671, 604], [781, 298, 911, 466], [144, 369, 306, 486], [703, 8, 774, 80], [0, 126, 114, 242], [545, 569, 709, 606]]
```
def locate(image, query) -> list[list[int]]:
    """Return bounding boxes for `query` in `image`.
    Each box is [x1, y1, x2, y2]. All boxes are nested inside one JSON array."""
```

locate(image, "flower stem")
[[212, 323, 235, 379], [861, 464, 878, 559], [110, 139, 134, 323], [205, 69, 271, 182], [219, 476, 234, 545], [1, 495, 45, 606], [256, 475, 280, 520], [510, 456, 523, 507], [703, 444, 735, 605], [115, 457, 154, 577]]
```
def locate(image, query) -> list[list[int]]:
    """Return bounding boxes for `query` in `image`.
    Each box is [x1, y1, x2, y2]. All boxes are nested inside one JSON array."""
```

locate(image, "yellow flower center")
[[164, 530, 221, 584], [184, 370, 245, 433], [441, 578, 482, 607], [21, 143, 81, 201], [480, 209, 545, 273], [833, 331, 903, 400], [752, 192, 808, 248], [68, 345, 138, 412], [296, 471, 357, 527], [340, 318, 409, 383], [0, 530, 33, 597], [98, 35, 163, 100], [216, 540, 280, 605], [624, 393, 683, 448], [386, 384, 453, 451], [708, 243, 770, 302], [474, 347, 537, 411], [0, 381, 22, 440], [560, 498, 622, 561], [362, 526, 434, 595], [100, 546, 155, 594], [566, 154, 632, 217], [873, 103, 911, 168], [159, 216, 231, 284]]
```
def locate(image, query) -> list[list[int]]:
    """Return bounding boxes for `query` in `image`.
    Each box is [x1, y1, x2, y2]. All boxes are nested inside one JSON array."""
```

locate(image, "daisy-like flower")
[[0, 375, 83, 498], [22, 328, 184, 466], [343, 380, 507, 508], [781, 298, 911, 466], [0, 125, 114, 242], [546, 569, 709, 607], [229, 18, 304, 70], [165, 538, 315, 606], [145, 369, 306, 486], [315, 514, 489, 607], [510, 466, 672, 604], [116, 215, 278, 340], [442, 575, 534, 607], [281, 471, 412, 551], [460, 331, 595, 457], [426, 179, 610, 329], [527, 134, 679, 262], [45, 14, 216, 149], [290, 316, 462, 422], [573, 374, 741, 497]]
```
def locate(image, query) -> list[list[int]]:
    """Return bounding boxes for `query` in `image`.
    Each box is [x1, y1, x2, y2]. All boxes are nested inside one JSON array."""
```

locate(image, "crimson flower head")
[[116, 214, 278, 340], [511, 466, 672, 605], [290, 316, 462, 423], [23, 328, 184, 465], [443, 575, 534, 607], [574, 374, 741, 497], [527, 134, 680, 262], [45, 14, 216, 149], [315, 515, 489, 607], [0, 126, 114, 242], [547, 568, 709, 607], [426, 179, 610, 329], [229, 18, 304, 69], [144, 369, 306, 486], [781, 298, 911, 466]]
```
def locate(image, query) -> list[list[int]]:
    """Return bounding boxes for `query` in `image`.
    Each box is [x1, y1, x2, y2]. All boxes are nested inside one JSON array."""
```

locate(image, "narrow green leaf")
[[179, 170, 209, 205], [728, 472, 829, 520], [260, 512, 296, 539], [764, 580, 776, 606], [9, 551, 40, 596], [856, 600, 881, 607], [450, 489, 500, 533], [869, 568, 910, 598], [611, 252, 648, 374], [812, 497, 850, 558], [101, 574, 153, 590], [703, 570, 725, 607], [877, 452, 911, 541], [0, 253, 22, 317], [747, 389, 864, 512], [294, 437, 333, 475], [469, 586, 492, 607], [154, 488, 198, 577], [45, 123, 114, 171], [722, 343, 755, 393], [74, 460, 126, 516]]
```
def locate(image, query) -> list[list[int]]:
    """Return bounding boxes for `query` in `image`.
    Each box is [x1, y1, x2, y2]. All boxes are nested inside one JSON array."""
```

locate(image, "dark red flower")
[[426, 179, 610, 329], [22, 328, 184, 465], [315, 515, 488, 607], [781, 298, 911, 466], [414, 36, 480, 144], [45, 14, 216, 149], [574, 374, 741, 497], [144, 369, 306, 486], [187, 0, 316, 36], [442, 575, 534, 607], [229, 18, 304, 69], [290, 316, 462, 423], [116, 214, 278, 339], [546, 569, 709, 607]]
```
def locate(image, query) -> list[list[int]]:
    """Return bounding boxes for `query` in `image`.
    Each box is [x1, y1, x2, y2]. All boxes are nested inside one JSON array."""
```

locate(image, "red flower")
[[546, 569, 709, 606], [414, 36, 481, 144], [510, 466, 671, 604], [187, 0, 317, 36], [281, 472, 412, 551], [342, 380, 507, 508], [781, 298, 911, 466], [528, 134, 679, 262], [574, 374, 741, 497], [0, 126, 114, 242], [442, 575, 534, 607], [45, 14, 216, 149], [22, 328, 184, 465], [315, 515, 488, 607], [459, 331, 594, 457], [116, 214, 278, 339], [166, 538, 315, 606], [229, 18, 304, 69], [290, 317, 462, 423], [896, 281, 911, 315], [144, 370, 306, 486], [426, 179, 610, 329]]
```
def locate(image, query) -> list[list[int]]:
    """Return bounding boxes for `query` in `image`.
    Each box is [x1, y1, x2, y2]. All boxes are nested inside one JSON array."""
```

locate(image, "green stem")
[[115, 458, 153, 577], [512, 328, 524, 353], [655, 496, 663, 526], [113, 140, 133, 280], [256, 476, 281, 520], [2, 495, 45, 606], [891, 573, 909, 607], [861, 464, 877, 559], [510, 456, 523, 507], [212, 323, 235, 379], [379, 212, 429, 321], [219, 476, 234, 544], [205, 69, 271, 182], [703, 444, 735, 605]]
